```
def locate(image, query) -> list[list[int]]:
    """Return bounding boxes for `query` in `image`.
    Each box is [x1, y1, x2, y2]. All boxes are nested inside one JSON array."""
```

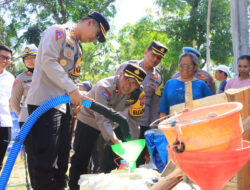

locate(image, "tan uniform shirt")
[[26, 24, 82, 113], [77, 76, 140, 141], [115, 60, 163, 127], [11, 71, 32, 122]]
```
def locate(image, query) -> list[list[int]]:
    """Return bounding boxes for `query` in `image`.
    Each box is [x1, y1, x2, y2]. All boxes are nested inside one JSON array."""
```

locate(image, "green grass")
[[2, 152, 30, 190]]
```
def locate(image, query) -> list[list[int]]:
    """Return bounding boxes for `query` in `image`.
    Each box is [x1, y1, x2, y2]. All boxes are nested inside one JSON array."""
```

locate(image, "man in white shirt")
[[0, 44, 15, 171]]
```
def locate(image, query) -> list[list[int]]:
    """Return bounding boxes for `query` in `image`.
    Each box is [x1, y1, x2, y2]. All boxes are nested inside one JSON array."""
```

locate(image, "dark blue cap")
[[81, 81, 92, 92], [88, 11, 110, 43], [183, 47, 201, 57]]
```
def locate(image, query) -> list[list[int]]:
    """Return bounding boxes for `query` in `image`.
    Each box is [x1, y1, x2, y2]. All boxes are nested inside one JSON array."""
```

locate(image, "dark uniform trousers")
[[69, 121, 131, 190], [69, 121, 100, 190], [0, 127, 11, 171], [27, 104, 72, 190]]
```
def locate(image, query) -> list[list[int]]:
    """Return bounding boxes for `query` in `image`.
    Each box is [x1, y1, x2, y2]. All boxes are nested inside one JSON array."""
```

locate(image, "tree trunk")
[[230, 0, 250, 76], [206, 0, 212, 72]]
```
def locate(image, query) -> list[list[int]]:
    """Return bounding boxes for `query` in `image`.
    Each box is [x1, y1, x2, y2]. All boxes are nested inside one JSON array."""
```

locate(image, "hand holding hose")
[[69, 89, 94, 107]]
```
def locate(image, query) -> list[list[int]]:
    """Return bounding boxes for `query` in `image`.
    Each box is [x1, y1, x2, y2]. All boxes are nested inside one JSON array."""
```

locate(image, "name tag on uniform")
[[66, 43, 74, 51]]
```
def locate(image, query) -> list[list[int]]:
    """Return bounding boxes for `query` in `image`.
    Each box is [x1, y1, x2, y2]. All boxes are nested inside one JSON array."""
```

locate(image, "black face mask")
[[27, 67, 34, 73]]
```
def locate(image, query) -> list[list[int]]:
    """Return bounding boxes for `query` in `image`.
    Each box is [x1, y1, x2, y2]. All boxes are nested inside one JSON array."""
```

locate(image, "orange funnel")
[[168, 141, 250, 190], [159, 102, 243, 152]]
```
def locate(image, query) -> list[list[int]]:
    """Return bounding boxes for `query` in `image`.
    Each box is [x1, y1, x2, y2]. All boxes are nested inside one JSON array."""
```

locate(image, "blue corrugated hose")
[[0, 95, 92, 190]]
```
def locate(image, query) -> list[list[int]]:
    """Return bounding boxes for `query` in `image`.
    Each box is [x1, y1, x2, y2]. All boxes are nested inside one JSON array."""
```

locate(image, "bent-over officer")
[[69, 63, 146, 190], [172, 47, 216, 94], [115, 41, 168, 164], [11, 44, 37, 127], [25, 11, 110, 190], [115, 41, 168, 136]]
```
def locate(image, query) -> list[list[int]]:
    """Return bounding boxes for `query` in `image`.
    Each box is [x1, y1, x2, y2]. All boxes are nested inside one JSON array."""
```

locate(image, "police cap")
[[148, 41, 168, 58], [123, 62, 146, 85], [183, 47, 201, 58], [21, 44, 38, 58], [88, 11, 110, 43]]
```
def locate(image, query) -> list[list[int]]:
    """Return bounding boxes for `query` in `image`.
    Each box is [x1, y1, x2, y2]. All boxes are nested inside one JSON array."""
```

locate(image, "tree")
[[0, 0, 117, 82], [117, 0, 233, 82], [155, 0, 233, 66]]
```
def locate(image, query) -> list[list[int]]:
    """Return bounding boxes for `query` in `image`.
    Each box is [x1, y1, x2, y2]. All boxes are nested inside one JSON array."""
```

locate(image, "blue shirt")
[[216, 80, 227, 94], [159, 79, 212, 114]]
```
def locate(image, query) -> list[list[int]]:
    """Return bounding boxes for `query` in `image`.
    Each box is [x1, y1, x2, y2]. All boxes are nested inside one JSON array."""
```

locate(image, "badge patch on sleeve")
[[140, 94, 145, 106], [55, 30, 65, 40], [13, 80, 18, 88], [102, 89, 111, 101]]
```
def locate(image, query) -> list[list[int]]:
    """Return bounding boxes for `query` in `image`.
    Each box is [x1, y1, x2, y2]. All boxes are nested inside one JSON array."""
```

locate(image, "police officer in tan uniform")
[[69, 63, 146, 190], [25, 12, 110, 190], [115, 41, 168, 137], [172, 47, 216, 94], [11, 44, 37, 127]]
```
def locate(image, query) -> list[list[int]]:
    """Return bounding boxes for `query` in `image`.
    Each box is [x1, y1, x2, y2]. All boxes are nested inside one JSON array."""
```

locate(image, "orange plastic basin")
[[159, 102, 243, 152], [168, 141, 250, 190]]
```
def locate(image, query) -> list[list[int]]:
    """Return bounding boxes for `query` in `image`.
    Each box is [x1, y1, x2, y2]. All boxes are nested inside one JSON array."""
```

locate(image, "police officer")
[[69, 63, 146, 190], [25, 11, 110, 190], [115, 41, 168, 165], [172, 47, 216, 94], [11, 44, 37, 127], [115, 41, 168, 138]]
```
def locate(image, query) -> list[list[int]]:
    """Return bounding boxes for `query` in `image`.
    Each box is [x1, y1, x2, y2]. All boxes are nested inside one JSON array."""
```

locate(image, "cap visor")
[[124, 73, 141, 85], [152, 50, 164, 58]]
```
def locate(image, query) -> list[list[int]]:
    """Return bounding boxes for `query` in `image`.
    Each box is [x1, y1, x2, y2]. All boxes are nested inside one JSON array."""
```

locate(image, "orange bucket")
[[158, 102, 243, 152], [168, 141, 250, 190]]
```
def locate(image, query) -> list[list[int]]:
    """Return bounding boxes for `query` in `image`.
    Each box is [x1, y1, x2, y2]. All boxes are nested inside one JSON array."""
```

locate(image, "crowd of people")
[[0, 10, 250, 190]]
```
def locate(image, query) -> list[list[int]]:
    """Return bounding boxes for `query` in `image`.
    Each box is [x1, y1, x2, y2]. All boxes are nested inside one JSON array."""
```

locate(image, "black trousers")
[[0, 127, 11, 171], [69, 121, 100, 190], [137, 125, 150, 166], [27, 104, 72, 190]]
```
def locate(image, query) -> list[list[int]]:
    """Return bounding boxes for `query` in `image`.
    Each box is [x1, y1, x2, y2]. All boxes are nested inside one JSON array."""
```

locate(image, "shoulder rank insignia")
[[55, 30, 65, 40]]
